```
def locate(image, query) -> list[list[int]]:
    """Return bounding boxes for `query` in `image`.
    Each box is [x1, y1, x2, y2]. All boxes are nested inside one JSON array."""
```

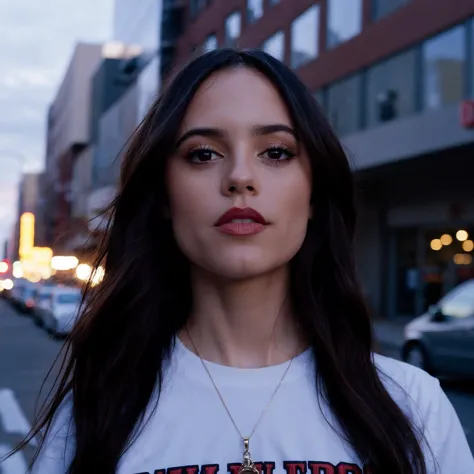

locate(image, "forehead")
[[181, 67, 292, 128]]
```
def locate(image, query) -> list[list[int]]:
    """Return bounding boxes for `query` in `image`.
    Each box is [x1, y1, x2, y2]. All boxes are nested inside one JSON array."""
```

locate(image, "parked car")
[[402, 279, 474, 378], [32, 284, 57, 326], [37, 286, 82, 337], [17, 283, 39, 314], [9, 279, 37, 313]]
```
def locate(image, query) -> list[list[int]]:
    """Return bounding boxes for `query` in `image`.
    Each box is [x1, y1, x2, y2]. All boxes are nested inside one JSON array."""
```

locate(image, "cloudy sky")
[[0, 0, 113, 249]]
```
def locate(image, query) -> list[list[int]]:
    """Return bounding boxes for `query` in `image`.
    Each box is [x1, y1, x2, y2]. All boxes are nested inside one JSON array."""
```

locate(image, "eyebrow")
[[175, 123, 297, 147]]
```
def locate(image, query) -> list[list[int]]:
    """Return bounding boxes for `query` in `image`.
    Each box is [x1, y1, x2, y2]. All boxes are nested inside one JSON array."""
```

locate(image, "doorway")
[[390, 225, 474, 319]]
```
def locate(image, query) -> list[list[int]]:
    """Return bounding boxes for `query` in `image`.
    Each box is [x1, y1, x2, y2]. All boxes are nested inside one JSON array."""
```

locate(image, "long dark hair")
[[13, 49, 427, 473]]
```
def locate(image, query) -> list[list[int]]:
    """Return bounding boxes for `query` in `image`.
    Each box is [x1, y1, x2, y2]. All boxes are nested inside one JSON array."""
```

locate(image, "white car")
[[37, 286, 83, 337], [32, 284, 57, 326], [402, 279, 474, 378]]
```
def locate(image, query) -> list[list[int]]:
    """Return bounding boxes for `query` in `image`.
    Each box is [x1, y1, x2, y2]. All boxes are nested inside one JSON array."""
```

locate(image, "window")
[[366, 49, 417, 126], [248, 0, 263, 23], [327, 0, 362, 49], [291, 5, 320, 69], [203, 34, 218, 53], [422, 25, 466, 110], [326, 74, 362, 136], [262, 31, 285, 61], [225, 11, 241, 47], [313, 90, 326, 110], [57, 293, 82, 305], [471, 19, 474, 97], [190, 0, 207, 18], [373, 0, 412, 21], [439, 281, 474, 319]]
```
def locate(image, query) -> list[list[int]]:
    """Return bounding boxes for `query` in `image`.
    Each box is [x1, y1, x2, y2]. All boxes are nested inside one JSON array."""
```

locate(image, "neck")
[[181, 266, 304, 368]]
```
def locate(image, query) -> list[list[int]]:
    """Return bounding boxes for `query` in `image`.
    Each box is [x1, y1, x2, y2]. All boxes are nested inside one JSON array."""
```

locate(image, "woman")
[[14, 49, 473, 474]]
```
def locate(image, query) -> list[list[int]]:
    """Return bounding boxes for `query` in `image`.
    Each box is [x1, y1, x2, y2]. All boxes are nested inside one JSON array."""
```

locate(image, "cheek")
[[166, 167, 213, 256]]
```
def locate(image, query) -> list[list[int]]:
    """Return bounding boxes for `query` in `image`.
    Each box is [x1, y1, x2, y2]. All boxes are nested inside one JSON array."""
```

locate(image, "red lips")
[[214, 207, 268, 236]]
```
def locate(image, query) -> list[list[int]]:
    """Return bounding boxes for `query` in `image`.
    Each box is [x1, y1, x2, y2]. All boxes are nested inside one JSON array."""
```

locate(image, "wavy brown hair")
[[11, 49, 427, 474]]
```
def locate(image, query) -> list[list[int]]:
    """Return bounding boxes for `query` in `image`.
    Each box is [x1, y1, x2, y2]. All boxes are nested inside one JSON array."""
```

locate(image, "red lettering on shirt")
[[283, 461, 307, 474]]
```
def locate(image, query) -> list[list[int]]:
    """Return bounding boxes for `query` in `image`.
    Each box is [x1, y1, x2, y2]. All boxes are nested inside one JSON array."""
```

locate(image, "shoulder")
[[372, 354, 474, 473], [372, 353, 445, 427], [31, 391, 75, 474], [372, 353, 438, 410]]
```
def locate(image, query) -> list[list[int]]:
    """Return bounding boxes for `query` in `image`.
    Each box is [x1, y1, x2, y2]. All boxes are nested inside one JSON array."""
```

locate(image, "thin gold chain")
[[185, 326, 295, 442]]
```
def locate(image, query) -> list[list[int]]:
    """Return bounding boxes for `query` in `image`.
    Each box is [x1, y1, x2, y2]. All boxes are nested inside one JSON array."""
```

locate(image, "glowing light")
[[51, 256, 79, 271], [75, 264, 105, 286], [19, 213, 35, 260], [456, 230, 469, 242], [0, 262, 8, 273], [91, 266, 105, 286], [3, 279, 14, 290], [462, 240, 474, 252], [440, 234, 452, 246], [75, 264, 92, 281], [430, 239, 442, 251], [12, 267, 23, 278], [453, 253, 473, 265]]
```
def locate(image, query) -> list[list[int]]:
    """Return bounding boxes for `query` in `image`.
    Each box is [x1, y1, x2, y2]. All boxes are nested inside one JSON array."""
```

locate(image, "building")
[[43, 43, 104, 253], [85, 0, 185, 238], [167, 0, 474, 319], [11, 173, 42, 261]]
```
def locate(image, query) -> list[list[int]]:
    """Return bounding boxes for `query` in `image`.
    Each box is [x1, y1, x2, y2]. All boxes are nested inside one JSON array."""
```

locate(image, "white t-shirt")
[[32, 338, 474, 474]]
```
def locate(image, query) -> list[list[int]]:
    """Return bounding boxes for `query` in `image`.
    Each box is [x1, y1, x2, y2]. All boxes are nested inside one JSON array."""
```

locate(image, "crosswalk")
[[0, 388, 32, 474]]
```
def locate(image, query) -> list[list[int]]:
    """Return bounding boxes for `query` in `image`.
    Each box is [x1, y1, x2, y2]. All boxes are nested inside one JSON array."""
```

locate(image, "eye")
[[187, 147, 221, 164], [260, 146, 295, 161]]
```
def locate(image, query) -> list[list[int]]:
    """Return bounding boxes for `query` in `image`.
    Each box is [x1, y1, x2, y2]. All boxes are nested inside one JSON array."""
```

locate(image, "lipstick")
[[214, 207, 268, 236]]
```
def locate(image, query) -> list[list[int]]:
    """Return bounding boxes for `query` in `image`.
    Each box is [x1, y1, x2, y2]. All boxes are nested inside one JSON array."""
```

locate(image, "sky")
[[0, 0, 114, 251]]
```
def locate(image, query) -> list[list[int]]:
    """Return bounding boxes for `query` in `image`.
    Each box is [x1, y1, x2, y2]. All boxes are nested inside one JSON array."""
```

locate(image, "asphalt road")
[[0, 298, 473, 473]]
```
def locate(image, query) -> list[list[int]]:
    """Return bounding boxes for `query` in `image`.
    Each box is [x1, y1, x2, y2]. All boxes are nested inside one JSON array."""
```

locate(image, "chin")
[[206, 251, 290, 281]]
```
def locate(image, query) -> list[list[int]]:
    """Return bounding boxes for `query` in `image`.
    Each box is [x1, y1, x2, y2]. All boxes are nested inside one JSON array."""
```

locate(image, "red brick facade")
[[173, 0, 474, 91]]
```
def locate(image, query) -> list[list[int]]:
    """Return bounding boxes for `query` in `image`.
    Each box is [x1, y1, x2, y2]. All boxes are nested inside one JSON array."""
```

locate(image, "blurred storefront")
[[355, 145, 474, 320]]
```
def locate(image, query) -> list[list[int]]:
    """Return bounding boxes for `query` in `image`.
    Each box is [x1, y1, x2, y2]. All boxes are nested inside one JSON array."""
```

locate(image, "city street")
[[0, 299, 473, 473]]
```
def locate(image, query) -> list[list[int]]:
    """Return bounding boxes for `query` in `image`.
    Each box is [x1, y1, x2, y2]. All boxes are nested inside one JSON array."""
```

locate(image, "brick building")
[[168, 0, 474, 319]]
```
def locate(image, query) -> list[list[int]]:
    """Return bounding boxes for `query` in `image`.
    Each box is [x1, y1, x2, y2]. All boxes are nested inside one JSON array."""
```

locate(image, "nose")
[[222, 154, 259, 197]]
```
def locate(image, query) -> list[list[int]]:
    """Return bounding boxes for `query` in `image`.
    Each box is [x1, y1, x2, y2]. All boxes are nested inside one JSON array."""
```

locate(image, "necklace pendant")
[[238, 438, 259, 474]]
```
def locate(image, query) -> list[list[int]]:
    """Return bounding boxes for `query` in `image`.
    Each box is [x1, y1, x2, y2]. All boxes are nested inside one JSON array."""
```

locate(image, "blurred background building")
[[10, 0, 474, 319]]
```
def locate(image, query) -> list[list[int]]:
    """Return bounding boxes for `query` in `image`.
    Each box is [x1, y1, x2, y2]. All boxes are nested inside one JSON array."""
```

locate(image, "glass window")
[[248, 0, 264, 23], [471, 19, 474, 98], [57, 293, 82, 305], [366, 48, 417, 126], [203, 34, 218, 52], [327, 0, 362, 49], [422, 25, 466, 111], [262, 31, 285, 61], [225, 11, 241, 47], [326, 74, 362, 136], [439, 281, 474, 319], [313, 89, 326, 110], [373, 0, 412, 21], [190, 0, 206, 18], [291, 5, 320, 69]]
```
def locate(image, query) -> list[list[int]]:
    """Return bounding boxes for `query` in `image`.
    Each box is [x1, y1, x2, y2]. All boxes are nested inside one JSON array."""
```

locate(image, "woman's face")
[[166, 67, 312, 280]]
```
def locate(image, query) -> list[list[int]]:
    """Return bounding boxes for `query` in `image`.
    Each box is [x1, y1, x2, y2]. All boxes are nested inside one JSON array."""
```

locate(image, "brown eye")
[[261, 147, 295, 161], [188, 148, 220, 163]]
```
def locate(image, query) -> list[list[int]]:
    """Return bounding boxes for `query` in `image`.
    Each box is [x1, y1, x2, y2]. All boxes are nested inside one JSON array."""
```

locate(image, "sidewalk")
[[372, 318, 410, 350]]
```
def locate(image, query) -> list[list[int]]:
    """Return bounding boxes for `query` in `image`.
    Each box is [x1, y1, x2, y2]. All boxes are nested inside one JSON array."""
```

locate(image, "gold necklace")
[[185, 326, 296, 474]]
